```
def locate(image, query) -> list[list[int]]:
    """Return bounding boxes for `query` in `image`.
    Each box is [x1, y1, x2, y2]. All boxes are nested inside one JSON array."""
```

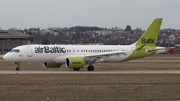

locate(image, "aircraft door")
[[27, 46, 33, 57]]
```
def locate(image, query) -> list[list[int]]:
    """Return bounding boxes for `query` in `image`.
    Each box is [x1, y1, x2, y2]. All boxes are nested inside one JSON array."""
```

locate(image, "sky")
[[0, 0, 180, 30]]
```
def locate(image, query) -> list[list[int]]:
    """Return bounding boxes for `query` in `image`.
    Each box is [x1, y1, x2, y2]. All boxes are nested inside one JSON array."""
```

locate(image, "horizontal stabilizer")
[[147, 47, 175, 53]]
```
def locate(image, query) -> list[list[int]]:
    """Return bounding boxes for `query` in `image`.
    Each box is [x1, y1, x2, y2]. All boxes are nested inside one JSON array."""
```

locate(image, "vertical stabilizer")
[[124, 18, 163, 61], [135, 18, 162, 47]]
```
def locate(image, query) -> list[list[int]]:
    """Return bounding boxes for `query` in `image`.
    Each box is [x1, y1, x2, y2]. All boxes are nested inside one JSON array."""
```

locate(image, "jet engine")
[[43, 62, 61, 68], [65, 57, 85, 68]]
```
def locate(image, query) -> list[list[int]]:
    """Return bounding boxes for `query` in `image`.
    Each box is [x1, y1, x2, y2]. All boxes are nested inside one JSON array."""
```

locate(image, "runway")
[[0, 70, 180, 74]]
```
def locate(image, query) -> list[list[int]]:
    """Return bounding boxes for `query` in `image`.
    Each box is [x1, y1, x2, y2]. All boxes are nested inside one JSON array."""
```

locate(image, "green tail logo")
[[135, 18, 162, 48], [124, 18, 163, 61]]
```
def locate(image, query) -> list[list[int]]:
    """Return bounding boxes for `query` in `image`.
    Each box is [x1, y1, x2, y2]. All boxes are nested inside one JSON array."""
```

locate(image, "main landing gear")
[[15, 62, 21, 71], [87, 65, 94, 71], [73, 65, 95, 71]]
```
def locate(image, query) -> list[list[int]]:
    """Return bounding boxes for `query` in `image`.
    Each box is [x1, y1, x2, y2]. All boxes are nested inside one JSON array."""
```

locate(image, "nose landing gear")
[[15, 62, 21, 71]]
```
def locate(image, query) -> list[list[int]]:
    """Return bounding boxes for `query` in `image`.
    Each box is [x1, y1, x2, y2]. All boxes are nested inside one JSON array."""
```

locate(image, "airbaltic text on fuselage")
[[35, 46, 66, 53]]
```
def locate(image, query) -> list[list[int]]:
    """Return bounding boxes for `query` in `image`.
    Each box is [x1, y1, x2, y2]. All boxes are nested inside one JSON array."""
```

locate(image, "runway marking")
[[0, 70, 180, 74]]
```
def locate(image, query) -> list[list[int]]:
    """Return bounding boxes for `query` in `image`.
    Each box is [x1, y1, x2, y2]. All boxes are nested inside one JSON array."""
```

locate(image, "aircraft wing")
[[84, 50, 133, 63]]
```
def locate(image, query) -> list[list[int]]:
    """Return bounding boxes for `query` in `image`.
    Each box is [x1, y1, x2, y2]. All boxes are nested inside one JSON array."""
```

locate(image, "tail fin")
[[135, 18, 162, 48]]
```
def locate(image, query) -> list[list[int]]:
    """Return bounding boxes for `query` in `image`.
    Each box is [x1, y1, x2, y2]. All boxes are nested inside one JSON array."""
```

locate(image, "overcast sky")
[[0, 0, 179, 30]]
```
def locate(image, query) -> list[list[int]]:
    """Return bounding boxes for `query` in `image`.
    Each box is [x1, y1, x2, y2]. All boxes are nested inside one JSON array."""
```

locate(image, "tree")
[[42, 37, 50, 45], [125, 25, 132, 31]]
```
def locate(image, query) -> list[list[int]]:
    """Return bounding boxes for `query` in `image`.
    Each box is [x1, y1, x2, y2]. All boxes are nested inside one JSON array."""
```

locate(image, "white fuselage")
[[3, 44, 167, 64], [4, 45, 134, 63]]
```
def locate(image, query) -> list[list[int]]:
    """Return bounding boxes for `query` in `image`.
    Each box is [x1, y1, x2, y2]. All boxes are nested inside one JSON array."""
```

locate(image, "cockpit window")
[[9, 49, 20, 53]]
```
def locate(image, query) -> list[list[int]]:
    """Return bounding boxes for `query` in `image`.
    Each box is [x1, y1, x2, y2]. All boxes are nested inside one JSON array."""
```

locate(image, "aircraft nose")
[[3, 54, 11, 61], [3, 54, 8, 60]]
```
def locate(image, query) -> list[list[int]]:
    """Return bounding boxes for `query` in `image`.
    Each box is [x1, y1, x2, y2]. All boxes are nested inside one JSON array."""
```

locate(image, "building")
[[0, 30, 33, 54]]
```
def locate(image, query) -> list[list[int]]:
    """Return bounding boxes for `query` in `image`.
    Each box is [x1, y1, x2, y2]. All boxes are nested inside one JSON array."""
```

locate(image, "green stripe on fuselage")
[[124, 18, 162, 61]]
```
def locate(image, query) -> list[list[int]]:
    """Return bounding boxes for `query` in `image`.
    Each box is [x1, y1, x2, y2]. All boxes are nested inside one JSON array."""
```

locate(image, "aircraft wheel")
[[87, 65, 94, 71], [16, 67, 20, 71], [73, 68, 80, 71]]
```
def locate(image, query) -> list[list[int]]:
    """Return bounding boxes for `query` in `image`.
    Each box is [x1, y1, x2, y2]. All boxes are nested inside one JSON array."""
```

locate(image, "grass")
[[0, 74, 180, 101]]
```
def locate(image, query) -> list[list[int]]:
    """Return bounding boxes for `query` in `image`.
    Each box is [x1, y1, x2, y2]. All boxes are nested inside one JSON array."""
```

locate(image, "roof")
[[0, 30, 33, 39]]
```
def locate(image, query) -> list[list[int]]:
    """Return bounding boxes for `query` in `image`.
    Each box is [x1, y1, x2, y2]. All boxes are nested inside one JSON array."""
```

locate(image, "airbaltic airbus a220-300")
[[3, 18, 173, 71]]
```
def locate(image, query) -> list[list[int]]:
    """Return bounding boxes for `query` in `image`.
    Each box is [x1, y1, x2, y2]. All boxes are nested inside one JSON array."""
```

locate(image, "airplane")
[[3, 18, 173, 71]]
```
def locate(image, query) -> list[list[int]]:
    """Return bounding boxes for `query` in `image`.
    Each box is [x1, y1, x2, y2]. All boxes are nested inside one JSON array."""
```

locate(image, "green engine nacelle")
[[65, 57, 85, 68], [43, 62, 61, 68]]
